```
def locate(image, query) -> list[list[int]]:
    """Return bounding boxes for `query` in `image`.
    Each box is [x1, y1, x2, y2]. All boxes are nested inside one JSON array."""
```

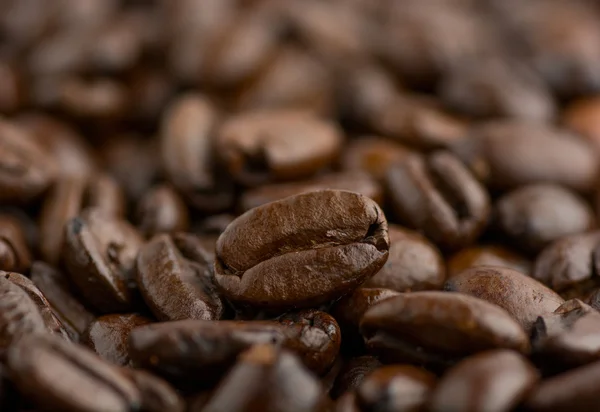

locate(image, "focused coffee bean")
[[135, 184, 190, 237], [7, 333, 141, 412], [447, 245, 531, 278], [63, 208, 144, 313], [83, 314, 152, 366], [495, 184, 596, 253], [215, 190, 389, 312], [0, 214, 31, 273], [360, 291, 530, 367], [428, 350, 539, 412], [445, 266, 564, 333], [386, 151, 489, 251]]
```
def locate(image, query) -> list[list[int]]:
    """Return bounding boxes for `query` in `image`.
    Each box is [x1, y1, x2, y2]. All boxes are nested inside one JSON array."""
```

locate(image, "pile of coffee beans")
[[4, 0, 600, 411]]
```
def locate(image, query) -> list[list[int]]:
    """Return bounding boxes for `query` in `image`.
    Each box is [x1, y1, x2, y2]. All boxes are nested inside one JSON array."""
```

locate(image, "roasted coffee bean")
[[428, 350, 539, 412], [363, 225, 446, 292], [0, 214, 31, 273], [447, 245, 531, 278], [533, 232, 600, 298], [354, 365, 436, 412], [495, 184, 595, 253], [339, 136, 413, 182], [129, 310, 340, 382], [7, 333, 141, 412], [453, 121, 600, 193], [240, 171, 382, 212], [532, 299, 600, 367], [201, 344, 327, 412], [216, 109, 343, 187], [524, 359, 600, 412], [331, 356, 382, 400], [63, 208, 144, 313], [0, 274, 45, 352], [136, 233, 224, 321], [30, 262, 95, 342], [215, 190, 389, 311], [83, 314, 152, 366], [160, 93, 234, 212], [360, 291, 530, 367], [445, 266, 564, 333], [58, 77, 130, 120], [120, 368, 185, 412], [0, 118, 57, 203], [563, 96, 600, 152], [135, 184, 189, 237], [386, 151, 490, 251], [3, 271, 69, 340]]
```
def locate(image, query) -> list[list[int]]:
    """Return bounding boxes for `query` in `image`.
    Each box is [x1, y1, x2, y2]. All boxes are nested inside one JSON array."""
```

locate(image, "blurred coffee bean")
[[363, 225, 445, 292], [445, 266, 564, 333], [0, 61, 24, 113], [120, 368, 185, 412], [495, 184, 595, 253], [63, 208, 144, 313], [360, 291, 530, 367], [135, 184, 189, 237], [447, 245, 531, 278], [215, 190, 389, 312], [83, 314, 152, 367], [216, 109, 343, 187], [331, 356, 382, 400], [429, 350, 539, 412], [59, 77, 130, 120], [240, 171, 382, 212], [136, 233, 224, 321], [386, 151, 490, 251], [453, 121, 600, 193], [0, 214, 31, 273], [563, 95, 600, 152]]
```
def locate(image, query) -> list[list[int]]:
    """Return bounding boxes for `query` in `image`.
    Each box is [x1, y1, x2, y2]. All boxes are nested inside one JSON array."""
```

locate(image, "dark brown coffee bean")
[[216, 110, 343, 186], [135, 184, 189, 237], [130, 310, 340, 382], [7, 334, 141, 412], [524, 359, 600, 412], [0, 118, 57, 203], [120, 368, 185, 412], [331, 356, 382, 400], [429, 350, 539, 412], [239, 171, 382, 212], [453, 121, 600, 193], [445, 266, 564, 333], [215, 190, 389, 311], [0, 214, 31, 273], [563, 96, 600, 152], [136, 233, 224, 321], [84, 173, 126, 218], [83, 314, 152, 366], [0, 273, 45, 351], [448, 245, 531, 278], [495, 184, 595, 253], [63, 208, 144, 313], [386, 151, 490, 251], [160, 93, 233, 213], [3, 271, 69, 340], [360, 291, 530, 367], [59, 77, 130, 120], [339, 136, 413, 182], [0, 61, 25, 113], [532, 299, 600, 367], [202, 344, 327, 412], [355, 365, 436, 412], [363, 225, 446, 292], [533, 232, 600, 297], [30, 262, 95, 342]]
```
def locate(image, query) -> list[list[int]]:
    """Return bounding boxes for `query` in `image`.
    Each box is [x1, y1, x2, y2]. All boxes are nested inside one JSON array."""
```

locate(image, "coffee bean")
[[331, 356, 382, 400], [360, 291, 530, 367], [202, 344, 327, 412], [563, 96, 600, 152], [136, 233, 224, 321], [363, 224, 446, 292], [135, 184, 189, 237], [215, 190, 389, 311], [120, 368, 184, 412], [216, 109, 343, 186], [495, 184, 595, 253], [63, 208, 144, 313], [7, 333, 141, 412], [445, 266, 564, 333], [447, 245, 531, 278], [0, 214, 31, 273], [83, 314, 152, 366], [386, 151, 490, 250], [429, 350, 539, 412]]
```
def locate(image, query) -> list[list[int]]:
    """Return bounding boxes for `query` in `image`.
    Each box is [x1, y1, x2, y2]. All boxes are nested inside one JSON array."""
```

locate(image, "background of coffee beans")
[[3, 0, 600, 411]]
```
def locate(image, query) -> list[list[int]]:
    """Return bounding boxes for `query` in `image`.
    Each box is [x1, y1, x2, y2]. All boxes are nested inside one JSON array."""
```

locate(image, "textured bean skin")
[[215, 190, 389, 311]]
